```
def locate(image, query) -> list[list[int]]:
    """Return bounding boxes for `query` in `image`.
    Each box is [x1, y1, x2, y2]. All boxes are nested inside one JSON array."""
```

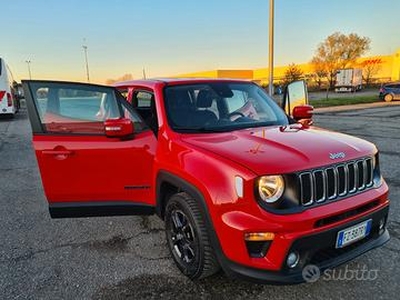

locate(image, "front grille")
[[299, 157, 374, 206]]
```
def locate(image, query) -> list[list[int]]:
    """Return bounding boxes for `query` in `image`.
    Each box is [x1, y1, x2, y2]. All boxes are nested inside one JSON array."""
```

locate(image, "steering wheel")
[[228, 111, 245, 120]]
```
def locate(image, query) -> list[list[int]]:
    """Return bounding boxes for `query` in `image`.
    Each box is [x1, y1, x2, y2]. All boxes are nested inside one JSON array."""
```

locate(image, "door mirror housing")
[[282, 80, 309, 117], [292, 105, 314, 121], [16, 85, 24, 100], [104, 118, 134, 138]]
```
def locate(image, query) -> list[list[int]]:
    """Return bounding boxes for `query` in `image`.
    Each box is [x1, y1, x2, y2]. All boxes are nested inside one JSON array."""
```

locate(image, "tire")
[[165, 192, 219, 279], [384, 94, 393, 102]]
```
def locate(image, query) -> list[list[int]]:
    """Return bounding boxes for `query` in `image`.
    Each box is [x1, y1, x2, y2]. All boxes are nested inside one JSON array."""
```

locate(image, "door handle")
[[41, 150, 74, 156]]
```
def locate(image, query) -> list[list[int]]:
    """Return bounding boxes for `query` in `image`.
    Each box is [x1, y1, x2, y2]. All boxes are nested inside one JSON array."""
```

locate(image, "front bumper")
[[218, 205, 390, 284], [0, 105, 16, 114]]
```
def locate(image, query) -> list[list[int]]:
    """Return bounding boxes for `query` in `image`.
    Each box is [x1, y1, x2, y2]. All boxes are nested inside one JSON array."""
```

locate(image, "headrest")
[[166, 89, 193, 110], [197, 90, 214, 108]]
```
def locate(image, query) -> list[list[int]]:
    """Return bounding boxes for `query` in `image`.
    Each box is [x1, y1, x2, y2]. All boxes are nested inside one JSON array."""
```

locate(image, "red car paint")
[[22, 78, 390, 283]]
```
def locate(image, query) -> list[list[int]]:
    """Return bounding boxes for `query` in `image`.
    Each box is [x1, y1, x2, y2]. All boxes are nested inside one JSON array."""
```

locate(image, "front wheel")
[[165, 192, 219, 279], [384, 94, 393, 102]]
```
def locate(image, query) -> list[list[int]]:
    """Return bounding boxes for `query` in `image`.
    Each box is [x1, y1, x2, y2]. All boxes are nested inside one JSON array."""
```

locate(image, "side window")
[[119, 97, 148, 132], [59, 88, 119, 121], [134, 91, 153, 108], [30, 83, 121, 134], [131, 90, 156, 129], [118, 89, 128, 99], [131, 89, 159, 135]]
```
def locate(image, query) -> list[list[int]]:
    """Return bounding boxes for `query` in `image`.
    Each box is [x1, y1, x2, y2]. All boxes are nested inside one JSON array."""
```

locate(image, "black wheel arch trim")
[[156, 171, 211, 218], [156, 171, 228, 266]]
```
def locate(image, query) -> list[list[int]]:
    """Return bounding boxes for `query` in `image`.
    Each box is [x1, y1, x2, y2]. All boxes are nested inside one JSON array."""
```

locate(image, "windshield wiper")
[[173, 121, 287, 133]]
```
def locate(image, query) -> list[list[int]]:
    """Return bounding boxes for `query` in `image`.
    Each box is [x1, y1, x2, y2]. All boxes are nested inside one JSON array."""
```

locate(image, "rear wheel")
[[165, 192, 219, 279], [384, 93, 393, 102]]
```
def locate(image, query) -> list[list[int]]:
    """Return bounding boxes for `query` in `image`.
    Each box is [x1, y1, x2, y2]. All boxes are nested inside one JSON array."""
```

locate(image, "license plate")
[[336, 219, 372, 248]]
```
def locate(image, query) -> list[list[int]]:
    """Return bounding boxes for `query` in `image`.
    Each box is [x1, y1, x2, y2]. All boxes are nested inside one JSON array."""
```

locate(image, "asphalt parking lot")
[[1, 105, 399, 299]]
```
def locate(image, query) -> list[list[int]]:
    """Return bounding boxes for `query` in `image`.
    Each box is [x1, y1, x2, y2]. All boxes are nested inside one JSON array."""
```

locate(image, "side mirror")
[[17, 86, 25, 99], [282, 80, 309, 117], [292, 105, 314, 121], [104, 118, 134, 138]]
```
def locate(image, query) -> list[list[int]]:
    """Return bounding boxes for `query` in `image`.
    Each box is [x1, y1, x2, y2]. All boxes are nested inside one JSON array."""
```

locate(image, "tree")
[[362, 60, 381, 87], [105, 73, 133, 85], [311, 32, 371, 89], [310, 60, 328, 90], [283, 63, 304, 85]]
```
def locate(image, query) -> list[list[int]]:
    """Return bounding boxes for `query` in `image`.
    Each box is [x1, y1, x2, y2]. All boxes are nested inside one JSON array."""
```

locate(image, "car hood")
[[180, 125, 376, 175]]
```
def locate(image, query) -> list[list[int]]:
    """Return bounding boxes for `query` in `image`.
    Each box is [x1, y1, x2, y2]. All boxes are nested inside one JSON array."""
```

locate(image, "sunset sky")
[[2, 0, 399, 83]]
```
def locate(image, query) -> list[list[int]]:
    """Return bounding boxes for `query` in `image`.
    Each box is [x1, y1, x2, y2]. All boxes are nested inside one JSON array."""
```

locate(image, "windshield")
[[164, 82, 289, 133]]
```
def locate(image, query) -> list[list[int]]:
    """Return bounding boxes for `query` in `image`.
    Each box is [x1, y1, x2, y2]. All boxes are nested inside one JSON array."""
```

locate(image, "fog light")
[[287, 251, 300, 269]]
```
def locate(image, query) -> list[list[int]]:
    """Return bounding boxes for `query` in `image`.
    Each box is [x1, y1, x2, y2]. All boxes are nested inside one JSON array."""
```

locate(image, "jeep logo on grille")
[[329, 152, 346, 160]]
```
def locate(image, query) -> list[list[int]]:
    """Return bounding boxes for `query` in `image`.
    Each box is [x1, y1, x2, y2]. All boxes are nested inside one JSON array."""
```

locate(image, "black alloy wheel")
[[165, 192, 219, 279]]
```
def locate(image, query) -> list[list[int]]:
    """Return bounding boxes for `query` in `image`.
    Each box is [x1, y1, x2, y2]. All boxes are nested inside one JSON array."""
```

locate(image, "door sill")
[[49, 201, 155, 218]]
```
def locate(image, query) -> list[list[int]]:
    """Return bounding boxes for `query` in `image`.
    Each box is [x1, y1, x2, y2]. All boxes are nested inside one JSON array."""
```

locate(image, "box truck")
[[335, 68, 363, 92]]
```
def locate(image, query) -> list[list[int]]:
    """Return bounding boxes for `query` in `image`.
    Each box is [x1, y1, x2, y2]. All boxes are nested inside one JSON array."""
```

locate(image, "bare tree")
[[362, 63, 381, 87], [311, 32, 370, 89]]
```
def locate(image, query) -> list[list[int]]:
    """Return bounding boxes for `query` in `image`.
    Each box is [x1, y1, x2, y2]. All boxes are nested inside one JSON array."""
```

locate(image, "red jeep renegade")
[[22, 79, 389, 283]]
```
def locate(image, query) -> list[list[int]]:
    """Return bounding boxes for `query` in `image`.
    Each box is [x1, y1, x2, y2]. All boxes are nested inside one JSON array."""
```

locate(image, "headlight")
[[258, 175, 285, 203]]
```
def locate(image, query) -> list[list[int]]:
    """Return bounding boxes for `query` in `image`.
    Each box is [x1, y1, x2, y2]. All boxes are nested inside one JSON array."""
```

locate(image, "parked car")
[[0, 58, 20, 116], [22, 78, 389, 283], [379, 82, 400, 102]]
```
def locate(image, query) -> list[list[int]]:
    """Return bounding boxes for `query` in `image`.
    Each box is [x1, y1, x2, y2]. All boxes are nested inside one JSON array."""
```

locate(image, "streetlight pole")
[[268, 0, 275, 96], [82, 40, 90, 82], [25, 60, 32, 79]]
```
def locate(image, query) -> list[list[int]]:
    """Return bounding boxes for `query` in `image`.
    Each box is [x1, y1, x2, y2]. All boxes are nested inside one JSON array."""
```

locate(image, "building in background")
[[176, 69, 254, 80], [175, 49, 400, 87]]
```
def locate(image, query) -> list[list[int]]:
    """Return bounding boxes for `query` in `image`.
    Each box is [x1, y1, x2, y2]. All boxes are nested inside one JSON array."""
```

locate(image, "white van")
[[0, 57, 20, 116]]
